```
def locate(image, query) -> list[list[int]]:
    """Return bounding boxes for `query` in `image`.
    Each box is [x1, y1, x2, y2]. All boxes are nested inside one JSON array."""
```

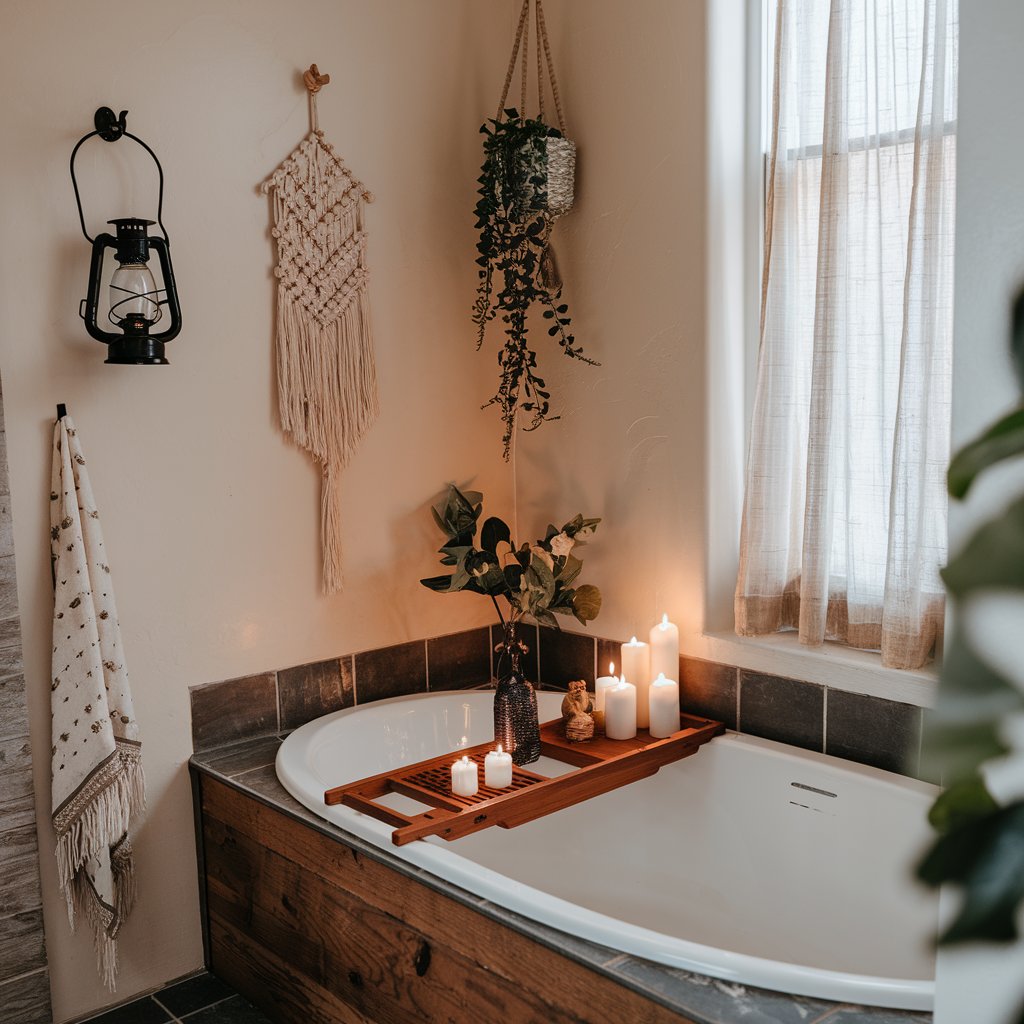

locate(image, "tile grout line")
[[273, 670, 281, 735], [351, 652, 359, 706], [424, 638, 430, 692], [823, 686, 830, 755], [735, 667, 742, 732]]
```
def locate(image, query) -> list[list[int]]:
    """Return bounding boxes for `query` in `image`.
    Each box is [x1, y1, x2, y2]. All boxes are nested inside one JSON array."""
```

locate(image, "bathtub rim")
[[274, 688, 937, 1012]]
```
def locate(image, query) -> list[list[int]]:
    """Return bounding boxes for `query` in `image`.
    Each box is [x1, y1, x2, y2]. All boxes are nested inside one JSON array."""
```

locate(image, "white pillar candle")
[[620, 637, 651, 729], [451, 755, 479, 797], [648, 673, 681, 739], [484, 745, 513, 789], [604, 677, 637, 740], [594, 660, 618, 714], [650, 614, 680, 684]]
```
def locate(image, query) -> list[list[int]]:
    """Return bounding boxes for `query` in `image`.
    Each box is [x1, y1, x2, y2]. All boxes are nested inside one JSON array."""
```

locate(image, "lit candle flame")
[[461, 755, 469, 764], [496, 744, 503, 754], [629, 635, 638, 644], [609, 661, 615, 674], [660, 613, 669, 628]]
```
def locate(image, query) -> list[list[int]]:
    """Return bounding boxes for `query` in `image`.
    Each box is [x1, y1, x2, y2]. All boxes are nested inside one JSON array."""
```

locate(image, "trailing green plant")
[[917, 290, 1024, 1021], [473, 109, 597, 459], [419, 484, 601, 629]]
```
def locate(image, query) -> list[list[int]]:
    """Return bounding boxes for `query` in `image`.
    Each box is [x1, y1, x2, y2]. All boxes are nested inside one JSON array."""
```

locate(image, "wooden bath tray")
[[324, 712, 724, 846]]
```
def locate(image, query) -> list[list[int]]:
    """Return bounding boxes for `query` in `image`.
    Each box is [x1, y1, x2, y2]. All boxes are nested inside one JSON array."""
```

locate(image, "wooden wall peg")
[[303, 64, 330, 94]]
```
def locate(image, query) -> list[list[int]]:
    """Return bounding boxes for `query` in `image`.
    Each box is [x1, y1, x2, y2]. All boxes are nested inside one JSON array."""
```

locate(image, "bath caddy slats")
[[323, 712, 724, 846]]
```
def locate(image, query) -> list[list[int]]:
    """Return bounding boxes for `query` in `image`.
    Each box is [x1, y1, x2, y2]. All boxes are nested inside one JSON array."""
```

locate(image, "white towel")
[[50, 416, 144, 988]]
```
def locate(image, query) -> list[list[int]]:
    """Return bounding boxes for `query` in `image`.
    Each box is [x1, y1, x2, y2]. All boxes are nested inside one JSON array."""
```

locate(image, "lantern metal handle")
[[69, 107, 170, 245]]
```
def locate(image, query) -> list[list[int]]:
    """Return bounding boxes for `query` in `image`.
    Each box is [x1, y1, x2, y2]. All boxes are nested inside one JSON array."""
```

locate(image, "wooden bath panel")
[[197, 775, 693, 1024], [325, 713, 725, 845]]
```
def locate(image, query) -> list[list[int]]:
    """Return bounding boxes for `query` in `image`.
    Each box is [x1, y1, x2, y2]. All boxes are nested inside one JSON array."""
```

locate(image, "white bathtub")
[[276, 690, 938, 1011]]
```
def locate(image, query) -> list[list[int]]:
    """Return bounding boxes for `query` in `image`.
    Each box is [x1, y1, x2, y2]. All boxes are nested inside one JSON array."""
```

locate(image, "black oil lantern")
[[69, 108, 181, 365]]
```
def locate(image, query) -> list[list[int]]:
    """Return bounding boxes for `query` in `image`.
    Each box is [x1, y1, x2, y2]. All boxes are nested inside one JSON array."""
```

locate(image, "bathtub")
[[276, 690, 938, 1011]]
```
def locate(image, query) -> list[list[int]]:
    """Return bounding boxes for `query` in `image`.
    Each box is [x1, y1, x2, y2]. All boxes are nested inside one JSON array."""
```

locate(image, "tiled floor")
[[81, 971, 273, 1023]]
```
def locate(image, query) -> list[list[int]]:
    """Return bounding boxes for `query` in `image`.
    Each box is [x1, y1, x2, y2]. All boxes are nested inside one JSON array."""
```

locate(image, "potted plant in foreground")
[[420, 485, 601, 764]]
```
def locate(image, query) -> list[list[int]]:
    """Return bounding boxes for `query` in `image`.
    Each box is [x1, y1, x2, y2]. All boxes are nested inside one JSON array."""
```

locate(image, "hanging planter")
[[473, 0, 597, 459]]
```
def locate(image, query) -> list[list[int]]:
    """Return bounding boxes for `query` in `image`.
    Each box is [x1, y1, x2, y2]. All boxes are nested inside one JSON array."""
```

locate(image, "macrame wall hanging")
[[262, 64, 378, 593]]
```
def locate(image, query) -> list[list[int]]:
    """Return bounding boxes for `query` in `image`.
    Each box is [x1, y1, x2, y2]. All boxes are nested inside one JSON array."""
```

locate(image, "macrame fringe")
[[276, 286, 378, 594]]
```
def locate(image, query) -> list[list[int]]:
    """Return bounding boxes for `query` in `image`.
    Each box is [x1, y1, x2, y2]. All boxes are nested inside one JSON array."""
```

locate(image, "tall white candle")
[[650, 614, 680, 684], [648, 673, 680, 739], [451, 755, 479, 797], [620, 637, 651, 729], [594, 660, 618, 714], [484, 745, 513, 789], [604, 677, 637, 740]]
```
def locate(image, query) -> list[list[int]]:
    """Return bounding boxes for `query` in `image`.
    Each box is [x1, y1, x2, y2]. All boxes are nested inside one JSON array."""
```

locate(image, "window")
[[735, 0, 959, 670]]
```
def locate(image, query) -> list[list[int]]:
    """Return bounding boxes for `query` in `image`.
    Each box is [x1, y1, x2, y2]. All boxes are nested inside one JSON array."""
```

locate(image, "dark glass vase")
[[493, 620, 540, 765]]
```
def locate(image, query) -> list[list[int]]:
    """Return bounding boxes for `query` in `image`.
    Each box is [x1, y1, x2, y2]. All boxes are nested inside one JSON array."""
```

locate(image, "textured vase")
[[493, 621, 540, 766]]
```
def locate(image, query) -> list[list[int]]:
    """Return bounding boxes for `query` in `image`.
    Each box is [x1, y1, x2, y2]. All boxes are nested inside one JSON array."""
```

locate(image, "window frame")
[[696, 0, 939, 709]]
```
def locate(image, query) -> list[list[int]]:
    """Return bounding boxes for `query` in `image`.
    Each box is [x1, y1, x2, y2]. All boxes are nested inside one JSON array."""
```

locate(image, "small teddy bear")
[[561, 679, 595, 742]]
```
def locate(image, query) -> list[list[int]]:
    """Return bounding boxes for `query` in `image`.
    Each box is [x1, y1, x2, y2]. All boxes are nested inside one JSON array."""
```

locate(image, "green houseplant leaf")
[[948, 407, 1024, 500]]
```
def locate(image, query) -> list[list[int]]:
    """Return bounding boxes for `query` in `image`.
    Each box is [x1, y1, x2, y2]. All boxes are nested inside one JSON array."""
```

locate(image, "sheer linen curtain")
[[735, 0, 958, 670]]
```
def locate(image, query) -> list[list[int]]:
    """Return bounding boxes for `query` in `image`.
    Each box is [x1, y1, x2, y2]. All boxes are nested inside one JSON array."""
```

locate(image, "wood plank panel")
[[201, 776, 689, 1024], [206, 819, 592, 1024]]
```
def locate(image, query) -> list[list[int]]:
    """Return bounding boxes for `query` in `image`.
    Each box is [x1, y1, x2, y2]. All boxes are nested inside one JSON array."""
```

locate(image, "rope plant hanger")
[[474, 0, 597, 458], [262, 64, 379, 593]]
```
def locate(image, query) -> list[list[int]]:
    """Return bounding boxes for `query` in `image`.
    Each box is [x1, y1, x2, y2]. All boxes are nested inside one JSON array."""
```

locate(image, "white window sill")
[[689, 630, 939, 709]]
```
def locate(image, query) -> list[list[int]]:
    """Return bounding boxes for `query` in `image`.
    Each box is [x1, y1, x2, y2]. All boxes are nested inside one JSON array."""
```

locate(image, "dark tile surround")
[[192, 625, 929, 781], [188, 736, 933, 1024]]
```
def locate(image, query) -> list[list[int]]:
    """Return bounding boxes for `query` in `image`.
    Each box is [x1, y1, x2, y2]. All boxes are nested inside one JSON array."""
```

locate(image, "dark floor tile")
[[0, 908, 46, 981], [83, 994, 171, 1023], [277, 657, 353, 731], [355, 639, 426, 704], [614, 957, 835, 1024], [155, 971, 235, 1016], [679, 656, 738, 729], [181, 993, 274, 1022], [826, 690, 922, 777], [491, 622, 539, 684], [202, 736, 283, 778], [595, 637, 621, 679], [538, 627, 595, 690], [190, 673, 278, 751], [739, 671, 824, 752], [427, 627, 491, 690], [0, 967, 51, 1024]]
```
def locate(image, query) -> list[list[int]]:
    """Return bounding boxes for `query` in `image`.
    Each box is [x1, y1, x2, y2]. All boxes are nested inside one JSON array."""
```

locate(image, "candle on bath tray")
[[621, 636, 651, 729], [604, 677, 637, 740], [484, 745, 513, 789], [650, 614, 680, 684], [594, 661, 618, 714], [648, 673, 681, 739], [451, 755, 479, 797]]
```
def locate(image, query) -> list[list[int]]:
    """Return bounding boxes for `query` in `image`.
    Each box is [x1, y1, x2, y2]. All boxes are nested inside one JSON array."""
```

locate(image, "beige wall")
[[515, 0, 711, 646], [0, 2, 518, 1019]]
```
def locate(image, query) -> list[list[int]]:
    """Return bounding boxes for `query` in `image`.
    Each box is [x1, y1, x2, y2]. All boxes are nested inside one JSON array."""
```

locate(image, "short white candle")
[[650, 614, 680, 684], [451, 755, 479, 797], [648, 673, 681, 738], [621, 636, 652, 729], [484, 745, 513, 789], [604, 677, 637, 740], [594, 660, 618, 714]]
